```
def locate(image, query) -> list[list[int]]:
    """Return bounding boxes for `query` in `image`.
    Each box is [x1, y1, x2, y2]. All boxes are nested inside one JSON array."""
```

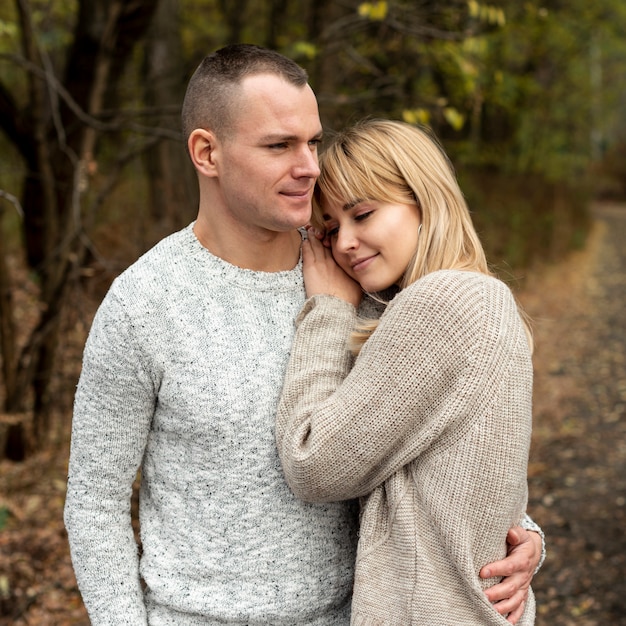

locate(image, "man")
[[65, 44, 542, 625]]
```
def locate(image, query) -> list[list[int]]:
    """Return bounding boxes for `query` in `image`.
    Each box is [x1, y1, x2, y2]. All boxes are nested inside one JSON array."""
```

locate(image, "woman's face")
[[322, 197, 422, 292]]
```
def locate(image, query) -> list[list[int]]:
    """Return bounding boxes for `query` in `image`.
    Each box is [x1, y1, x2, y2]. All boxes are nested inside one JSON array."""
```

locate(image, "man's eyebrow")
[[258, 133, 298, 143], [258, 130, 324, 143]]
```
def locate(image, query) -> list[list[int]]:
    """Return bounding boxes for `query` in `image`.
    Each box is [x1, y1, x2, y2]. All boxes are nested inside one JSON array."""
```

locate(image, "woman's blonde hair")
[[312, 118, 532, 352]]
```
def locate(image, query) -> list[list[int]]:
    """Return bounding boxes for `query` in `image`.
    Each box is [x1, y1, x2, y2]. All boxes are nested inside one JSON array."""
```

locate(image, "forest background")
[[0, 0, 625, 623]]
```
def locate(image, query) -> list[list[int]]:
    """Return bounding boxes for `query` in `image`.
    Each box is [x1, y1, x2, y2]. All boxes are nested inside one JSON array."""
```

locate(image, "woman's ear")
[[188, 128, 218, 177]]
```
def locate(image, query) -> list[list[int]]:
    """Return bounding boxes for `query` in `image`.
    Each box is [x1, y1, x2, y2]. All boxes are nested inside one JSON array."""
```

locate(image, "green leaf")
[[0, 20, 18, 38], [291, 41, 317, 60]]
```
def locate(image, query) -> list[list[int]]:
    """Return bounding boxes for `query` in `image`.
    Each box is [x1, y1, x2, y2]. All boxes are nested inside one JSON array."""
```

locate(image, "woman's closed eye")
[[354, 210, 374, 222], [326, 210, 374, 238]]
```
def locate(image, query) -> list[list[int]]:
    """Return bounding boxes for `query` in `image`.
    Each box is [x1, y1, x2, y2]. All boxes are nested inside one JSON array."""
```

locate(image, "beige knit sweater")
[[277, 269, 535, 625]]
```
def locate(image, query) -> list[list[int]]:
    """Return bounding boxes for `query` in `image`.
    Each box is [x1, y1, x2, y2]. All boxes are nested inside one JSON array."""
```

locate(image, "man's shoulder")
[[113, 225, 193, 287], [98, 226, 196, 314]]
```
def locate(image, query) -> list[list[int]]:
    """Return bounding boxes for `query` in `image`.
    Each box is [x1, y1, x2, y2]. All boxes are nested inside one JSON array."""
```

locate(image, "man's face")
[[213, 74, 322, 236]]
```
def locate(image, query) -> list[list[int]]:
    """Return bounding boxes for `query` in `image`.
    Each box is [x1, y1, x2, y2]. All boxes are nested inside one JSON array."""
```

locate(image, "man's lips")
[[281, 188, 312, 199]]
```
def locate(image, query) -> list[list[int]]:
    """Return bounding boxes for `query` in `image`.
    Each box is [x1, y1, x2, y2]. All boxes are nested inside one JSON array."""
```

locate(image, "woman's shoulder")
[[413, 268, 503, 289], [398, 269, 508, 304], [385, 270, 517, 330]]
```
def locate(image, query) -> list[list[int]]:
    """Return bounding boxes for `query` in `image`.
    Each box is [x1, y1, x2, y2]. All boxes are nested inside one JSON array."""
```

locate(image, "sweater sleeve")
[[276, 270, 528, 503], [64, 290, 156, 624]]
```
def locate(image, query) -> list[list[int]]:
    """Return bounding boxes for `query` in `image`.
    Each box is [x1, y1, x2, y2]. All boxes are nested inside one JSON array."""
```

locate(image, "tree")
[[2, 0, 624, 460], [0, 0, 161, 459], [142, 0, 197, 236]]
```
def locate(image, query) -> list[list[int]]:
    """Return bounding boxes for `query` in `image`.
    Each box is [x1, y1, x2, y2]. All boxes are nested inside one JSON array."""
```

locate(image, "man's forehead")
[[223, 74, 319, 140]]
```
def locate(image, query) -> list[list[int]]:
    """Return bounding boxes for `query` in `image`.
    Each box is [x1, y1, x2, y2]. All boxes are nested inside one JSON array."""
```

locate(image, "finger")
[[490, 588, 527, 618], [300, 237, 314, 262], [480, 551, 532, 580], [306, 225, 332, 248], [480, 557, 513, 579], [506, 526, 528, 546], [484, 573, 529, 604], [506, 599, 526, 624], [305, 225, 326, 241], [506, 526, 524, 546], [303, 229, 323, 258]]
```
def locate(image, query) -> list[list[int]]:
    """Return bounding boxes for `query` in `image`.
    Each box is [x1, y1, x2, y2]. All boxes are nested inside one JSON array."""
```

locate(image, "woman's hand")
[[302, 227, 362, 307], [480, 527, 542, 623]]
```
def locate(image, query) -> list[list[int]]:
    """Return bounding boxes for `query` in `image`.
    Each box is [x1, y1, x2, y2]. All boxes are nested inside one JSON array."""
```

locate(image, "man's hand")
[[480, 526, 542, 624]]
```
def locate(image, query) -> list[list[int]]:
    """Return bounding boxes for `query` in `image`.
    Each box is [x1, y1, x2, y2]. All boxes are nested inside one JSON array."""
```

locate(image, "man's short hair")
[[182, 44, 309, 141]]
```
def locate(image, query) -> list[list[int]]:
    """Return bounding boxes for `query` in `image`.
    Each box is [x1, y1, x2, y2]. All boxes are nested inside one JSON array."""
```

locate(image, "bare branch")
[[0, 53, 183, 141], [79, 136, 164, 274], [0, 190, 24, 218], [39, 37, 76, 166]]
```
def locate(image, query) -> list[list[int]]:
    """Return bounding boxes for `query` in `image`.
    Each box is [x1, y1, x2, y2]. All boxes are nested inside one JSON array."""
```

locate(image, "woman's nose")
[[335, 226, 359, 252]]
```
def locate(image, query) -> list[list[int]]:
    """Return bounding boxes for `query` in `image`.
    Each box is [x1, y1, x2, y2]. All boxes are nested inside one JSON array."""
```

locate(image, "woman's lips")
[[351, 254, 378, 272]]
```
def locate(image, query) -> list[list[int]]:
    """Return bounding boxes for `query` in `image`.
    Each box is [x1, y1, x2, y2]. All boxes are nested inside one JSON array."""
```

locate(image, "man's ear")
[[188, 128, 219, 177]]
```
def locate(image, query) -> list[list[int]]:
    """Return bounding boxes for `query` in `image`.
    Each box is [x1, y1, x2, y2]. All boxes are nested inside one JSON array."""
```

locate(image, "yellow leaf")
[[358, 3, 370, 18], [358, 1, 388, 21], [370, 1, 388, 20], [443, 107, 465, 131], [0, 575, 10, 600], [402, 108, 430, 126], [467, 0, 480, 18], [402, 110, 416, 124]]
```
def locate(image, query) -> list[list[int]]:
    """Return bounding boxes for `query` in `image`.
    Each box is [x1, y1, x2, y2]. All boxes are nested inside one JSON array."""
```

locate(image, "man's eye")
[[268, 143, 288, 149], [309, 139, 322, 147]]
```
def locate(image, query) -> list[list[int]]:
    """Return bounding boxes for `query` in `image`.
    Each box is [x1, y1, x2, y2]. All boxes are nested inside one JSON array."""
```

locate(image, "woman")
[[276, 119, 539, 625]]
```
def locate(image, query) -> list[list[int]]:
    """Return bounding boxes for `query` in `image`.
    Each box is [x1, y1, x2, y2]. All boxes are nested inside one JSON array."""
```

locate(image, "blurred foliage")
[[0, 0, 626, 435], [1, 0, 625, 273], [161, 1, 624, 269]]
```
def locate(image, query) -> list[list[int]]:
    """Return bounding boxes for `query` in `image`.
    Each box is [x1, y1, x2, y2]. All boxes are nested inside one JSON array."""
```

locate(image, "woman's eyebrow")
[[322, 198, 364, 220], [342, 198, 364, 211]]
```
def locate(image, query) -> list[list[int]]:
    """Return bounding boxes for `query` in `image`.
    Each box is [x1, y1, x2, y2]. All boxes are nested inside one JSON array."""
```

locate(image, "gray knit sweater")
[[277, 270, 536, 625], [64, 224, 357, 625]]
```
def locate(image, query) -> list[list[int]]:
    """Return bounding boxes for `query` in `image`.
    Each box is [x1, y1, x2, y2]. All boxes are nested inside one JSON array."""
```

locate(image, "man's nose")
[[294, 146, 320, 178]]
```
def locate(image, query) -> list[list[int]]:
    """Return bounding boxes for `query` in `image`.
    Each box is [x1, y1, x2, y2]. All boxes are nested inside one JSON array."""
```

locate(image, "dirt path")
[[519, 202, 626, 625], [0, 202, 625, 625]]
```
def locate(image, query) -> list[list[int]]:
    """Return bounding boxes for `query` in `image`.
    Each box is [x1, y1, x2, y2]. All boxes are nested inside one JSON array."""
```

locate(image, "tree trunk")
[[218, 0, 249, 44], [0, 206, 25, 460], [265, 0, 289, 49], [0, 0, 159, 459], [143, 0, 197, 240], [307, 0, 348, 129]]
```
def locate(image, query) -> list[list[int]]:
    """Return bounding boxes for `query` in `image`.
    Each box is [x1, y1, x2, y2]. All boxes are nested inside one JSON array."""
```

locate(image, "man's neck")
[[193, 217, 302, 272]]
